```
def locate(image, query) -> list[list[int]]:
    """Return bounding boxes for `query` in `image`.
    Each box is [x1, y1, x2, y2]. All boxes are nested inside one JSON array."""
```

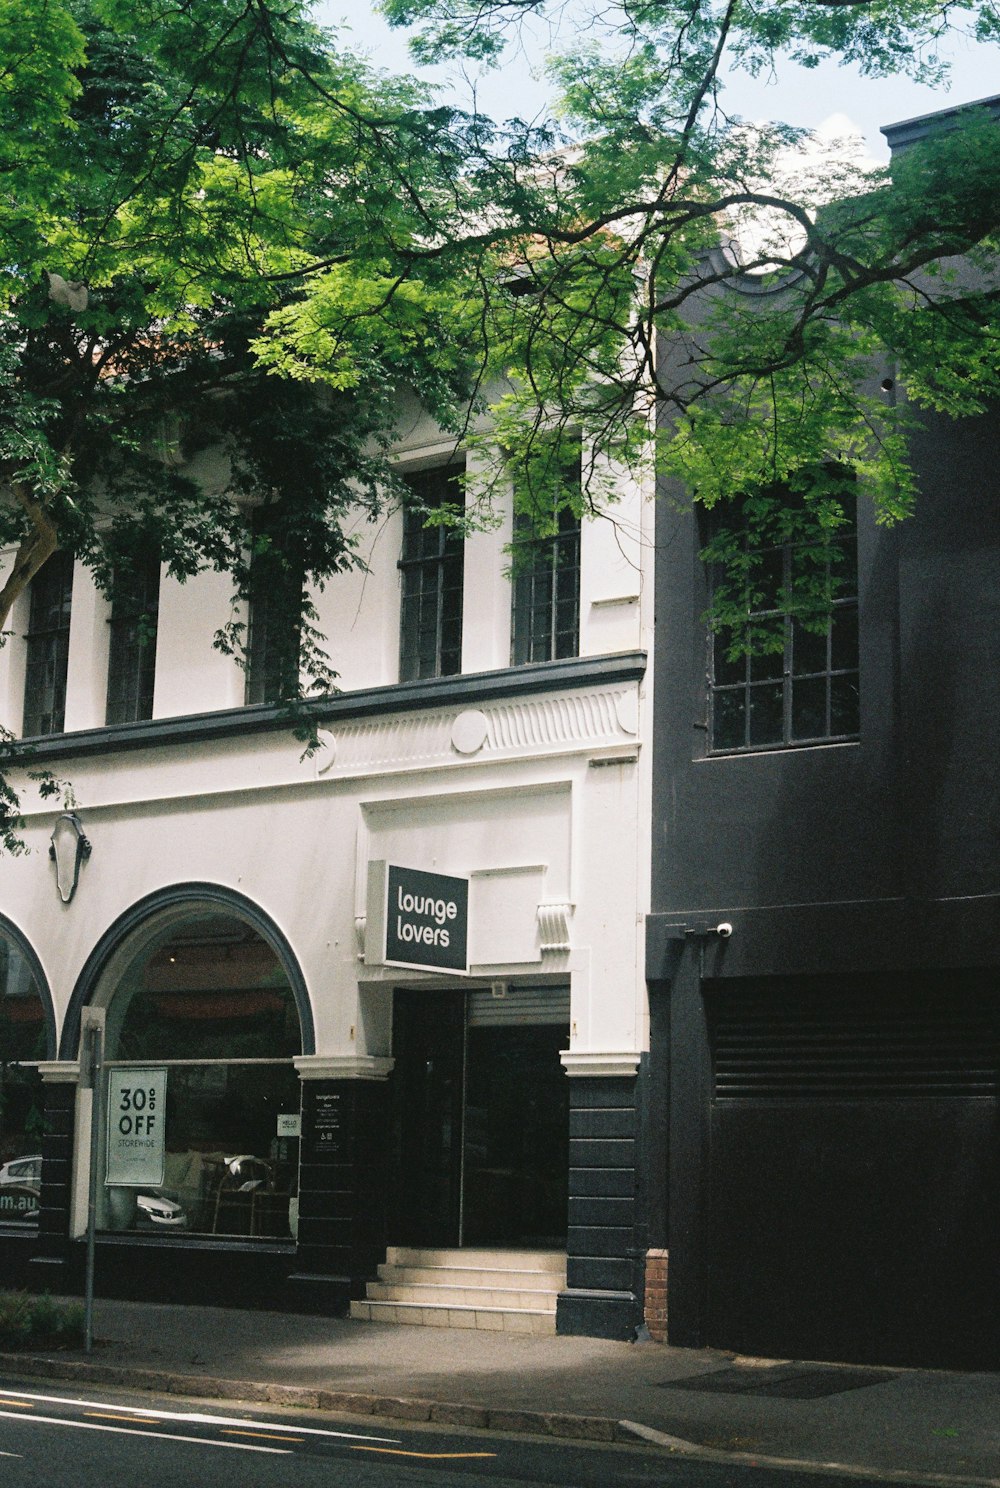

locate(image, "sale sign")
[[106, 1068, 167, 1187]]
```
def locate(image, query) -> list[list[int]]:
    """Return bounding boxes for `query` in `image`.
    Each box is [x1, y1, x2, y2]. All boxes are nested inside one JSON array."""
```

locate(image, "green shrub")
[[0, 1291, 84, 1350]]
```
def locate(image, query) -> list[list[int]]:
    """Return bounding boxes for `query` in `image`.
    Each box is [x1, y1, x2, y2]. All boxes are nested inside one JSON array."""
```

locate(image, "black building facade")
[[645, 101, 1000, 1370]]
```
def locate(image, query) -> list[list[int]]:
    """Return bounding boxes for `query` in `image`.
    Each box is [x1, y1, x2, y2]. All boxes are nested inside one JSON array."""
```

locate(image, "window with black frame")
[[106, 550, 160, 725], [398, 465, 465, 682], [23, 549, 73, 737], [245, 509, 303, 705], [511, 443, 583, 666], [704, 484, 859, 753], [0, 934, 48, 1226], [98, 913, 302, 1240]]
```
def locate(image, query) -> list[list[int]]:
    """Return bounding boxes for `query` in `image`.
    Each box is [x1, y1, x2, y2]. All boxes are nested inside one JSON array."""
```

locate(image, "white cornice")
[[560, 1050, 641, 1079], [293, 1054, 395, 1082]]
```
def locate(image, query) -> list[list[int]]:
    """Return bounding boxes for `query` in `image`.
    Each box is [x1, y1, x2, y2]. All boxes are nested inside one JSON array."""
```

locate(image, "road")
[[0, 1380, 909, 1488]]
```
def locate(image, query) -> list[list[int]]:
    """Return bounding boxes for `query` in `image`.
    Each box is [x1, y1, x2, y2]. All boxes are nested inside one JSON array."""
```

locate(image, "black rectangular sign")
[[384, 863, 469, 972]]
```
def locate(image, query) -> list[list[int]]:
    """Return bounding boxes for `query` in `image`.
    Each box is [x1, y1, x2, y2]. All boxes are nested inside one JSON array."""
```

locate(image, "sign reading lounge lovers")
[[366, 860, 469, 973]]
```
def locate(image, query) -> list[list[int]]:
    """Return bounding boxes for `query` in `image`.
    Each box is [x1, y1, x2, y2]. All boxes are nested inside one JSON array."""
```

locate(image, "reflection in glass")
[[0, 936, 47, 1225], [99, 913, 302, 1240]]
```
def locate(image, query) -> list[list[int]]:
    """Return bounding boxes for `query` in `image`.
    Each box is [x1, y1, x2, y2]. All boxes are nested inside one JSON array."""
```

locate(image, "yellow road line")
[[85, 1413, 161, 1425], [222, 1429, 305, 1444], [352, 1447, 497, 1460], [0, 1400, 33, 1409]]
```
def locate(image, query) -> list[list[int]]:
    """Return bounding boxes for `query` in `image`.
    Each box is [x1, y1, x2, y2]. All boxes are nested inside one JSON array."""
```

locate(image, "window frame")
[[22, 549, 74, 738], [397, 464, 465, 683], [106, 549, 161, 726], [704, 494, 860, 755], [245, 509, 304, 706], [510, 499, 581, 667]]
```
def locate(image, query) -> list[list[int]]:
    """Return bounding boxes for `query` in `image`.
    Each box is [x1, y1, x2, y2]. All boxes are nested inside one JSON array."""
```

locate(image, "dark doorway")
[[389, 989, 569, 1248]]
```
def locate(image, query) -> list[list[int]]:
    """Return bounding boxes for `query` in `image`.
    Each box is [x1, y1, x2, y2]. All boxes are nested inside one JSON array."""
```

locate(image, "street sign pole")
[[80, 1008, 105, 1355]]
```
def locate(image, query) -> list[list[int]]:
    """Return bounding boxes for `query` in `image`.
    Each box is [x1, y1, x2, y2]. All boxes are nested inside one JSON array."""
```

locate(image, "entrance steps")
[[350, 1247, 566, 1334]]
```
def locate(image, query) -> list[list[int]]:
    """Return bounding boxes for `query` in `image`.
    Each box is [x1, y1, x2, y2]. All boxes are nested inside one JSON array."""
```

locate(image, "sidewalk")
[[1, 1300, 997, 1485]]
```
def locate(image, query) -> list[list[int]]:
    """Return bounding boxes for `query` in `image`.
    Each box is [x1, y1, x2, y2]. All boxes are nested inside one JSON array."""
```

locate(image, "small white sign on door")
[[106, 1068, 167, 1187]]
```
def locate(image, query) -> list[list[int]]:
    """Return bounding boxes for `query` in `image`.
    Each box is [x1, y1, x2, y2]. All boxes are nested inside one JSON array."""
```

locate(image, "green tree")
[[359, 0, 1000, 594], [2, 0, 999, 850], [0, 0, 508, 845]]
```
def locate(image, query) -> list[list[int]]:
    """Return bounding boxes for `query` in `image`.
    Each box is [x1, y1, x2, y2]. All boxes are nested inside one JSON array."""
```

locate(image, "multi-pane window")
[[706, 493, 859, 753], [398, 465, 465, 682], [106, 551, 160, 725], [22, 549, 73, 737], [245, 510, 303, 705], [511, 501, 581, 666]]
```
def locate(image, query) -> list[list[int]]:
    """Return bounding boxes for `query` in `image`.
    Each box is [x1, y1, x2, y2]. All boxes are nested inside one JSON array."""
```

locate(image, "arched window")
[[0, 933, 48, 1226], [97, 911, 303, 1240]]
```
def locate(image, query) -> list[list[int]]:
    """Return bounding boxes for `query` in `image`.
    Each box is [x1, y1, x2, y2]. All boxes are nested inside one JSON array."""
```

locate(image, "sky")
[[315, 0, 998, 162]]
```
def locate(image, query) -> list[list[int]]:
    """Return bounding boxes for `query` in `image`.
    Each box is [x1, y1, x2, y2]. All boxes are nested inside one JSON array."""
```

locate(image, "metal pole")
[[83, 1017, 103, 1354]]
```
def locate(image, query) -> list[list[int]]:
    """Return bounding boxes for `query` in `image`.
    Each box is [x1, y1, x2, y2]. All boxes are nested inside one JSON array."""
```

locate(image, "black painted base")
[[556, 1288, 641, 1340], [284, 1271, 352, 1315]]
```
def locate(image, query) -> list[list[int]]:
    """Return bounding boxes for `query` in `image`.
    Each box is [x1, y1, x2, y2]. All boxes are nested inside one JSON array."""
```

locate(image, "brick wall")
[[644, 1248, 668, 1341]]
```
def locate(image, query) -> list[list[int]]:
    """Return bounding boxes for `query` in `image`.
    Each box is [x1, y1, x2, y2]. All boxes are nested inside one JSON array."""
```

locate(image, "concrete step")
[[352, 1247, 567, 1333], [385, 1246, 565, 1272], [365, 1281, 561, 1308], [349, 1299, 557, 1334], [377, 1263, 565, 1290]]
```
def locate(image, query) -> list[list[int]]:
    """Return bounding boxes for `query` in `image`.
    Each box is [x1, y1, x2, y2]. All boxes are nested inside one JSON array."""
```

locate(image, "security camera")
[[715, 922, 733, 939]]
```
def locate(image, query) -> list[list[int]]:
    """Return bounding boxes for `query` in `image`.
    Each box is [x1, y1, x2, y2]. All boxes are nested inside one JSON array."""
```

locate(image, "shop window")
[[98, 913, 302, 1240], [23, 549, 73, 737], [245, 510, 303, 705], [106, 549, 160, 725], [0, 935, 48, 1226], [398, 465, 465, 681], [704, 486, 859, 753]]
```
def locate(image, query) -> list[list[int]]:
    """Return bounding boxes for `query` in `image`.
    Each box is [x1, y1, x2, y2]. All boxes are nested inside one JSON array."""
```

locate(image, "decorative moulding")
[[560, 1050, 642, 1079], [451, 709, 490, 755], [293, 1054, 394, 1082], [325, 684, 641, 779], [18, 652, 647, 762], [37, 1061, 82, 1084], [537, 901, 574, 954]]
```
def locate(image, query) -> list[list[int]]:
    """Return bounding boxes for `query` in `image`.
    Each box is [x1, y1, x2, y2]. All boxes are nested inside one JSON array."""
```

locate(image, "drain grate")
[[659, 1366, 896, 1399]]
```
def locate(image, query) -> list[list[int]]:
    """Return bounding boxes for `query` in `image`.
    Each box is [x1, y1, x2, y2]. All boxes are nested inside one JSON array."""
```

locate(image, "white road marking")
[[0, 1387, 398, 1443], [0, 1408, 290, 1453]]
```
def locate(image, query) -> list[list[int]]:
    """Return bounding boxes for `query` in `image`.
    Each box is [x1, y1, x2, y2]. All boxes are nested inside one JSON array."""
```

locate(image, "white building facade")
[[0, 409, 653, 1338]]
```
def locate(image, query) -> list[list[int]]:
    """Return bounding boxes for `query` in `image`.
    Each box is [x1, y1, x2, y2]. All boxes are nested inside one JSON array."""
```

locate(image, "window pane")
[[106, 551, 160, 725], [830, 673, 861, 735], [831, 605, 859, 672], [748, 683, 784, 746], [110, 919, 301, 1063], [713, 634, 746, 687], [756, 547, 784, 610], [510, 502, 580, 665], [792, 675, 829, 739], [98, 914, 303, 1241], [100, 1063, 300, 1239], [713, 689, 747, 751], [245, 512, 303, 705], [0, 937, 48, 1226], [748, 644, 784, 683], [23, 550, 73, 737], [704, 482, 859, 755], [398, 466, 465, 681], [792, 620, 829, 676]]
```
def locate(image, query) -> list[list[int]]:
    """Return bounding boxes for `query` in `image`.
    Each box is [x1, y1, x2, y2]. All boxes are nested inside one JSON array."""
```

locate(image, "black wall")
[[653, 401, 1000, 938], [649, 393, 1000, 1365]]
